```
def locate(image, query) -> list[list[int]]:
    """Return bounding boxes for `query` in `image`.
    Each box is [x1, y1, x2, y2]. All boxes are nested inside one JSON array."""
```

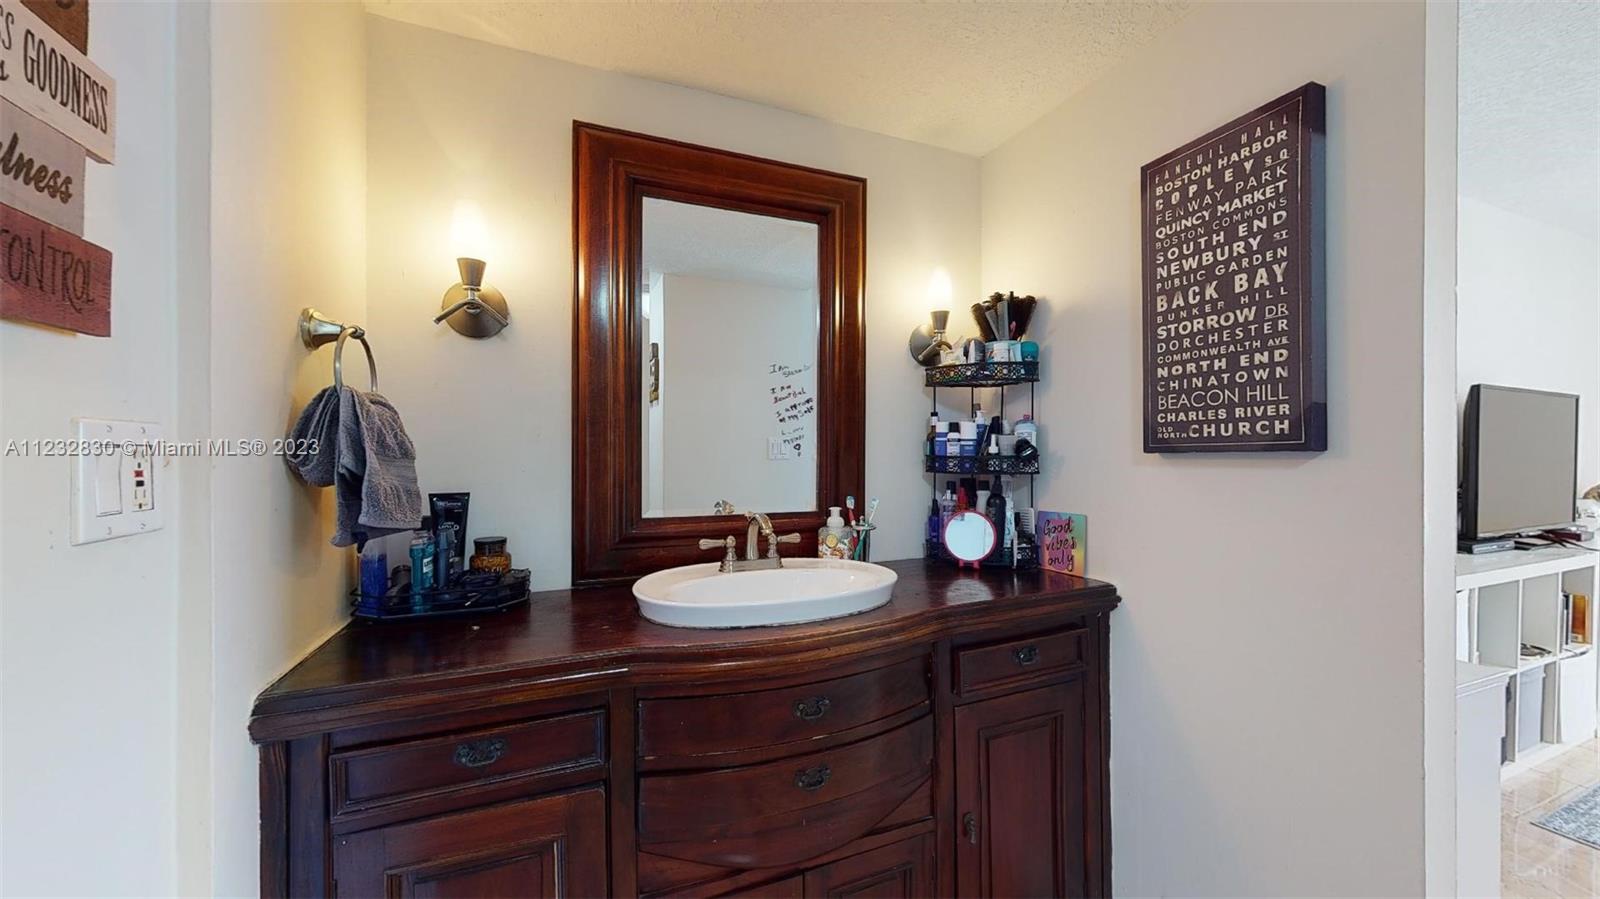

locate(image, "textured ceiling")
[[363, 0, 1191, 155], [1460, 0, 1599, 236], [643, 199, 818, 290]]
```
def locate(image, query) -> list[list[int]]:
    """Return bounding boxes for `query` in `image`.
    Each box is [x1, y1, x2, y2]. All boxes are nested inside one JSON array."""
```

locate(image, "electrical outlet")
[[70, 418, 164, 545], [129, 443, 153, 511], [767, 437, 790, 461]]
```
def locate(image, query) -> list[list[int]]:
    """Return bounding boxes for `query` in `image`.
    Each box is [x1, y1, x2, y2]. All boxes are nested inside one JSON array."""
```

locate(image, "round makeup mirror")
[[943, 511, 997, 566]]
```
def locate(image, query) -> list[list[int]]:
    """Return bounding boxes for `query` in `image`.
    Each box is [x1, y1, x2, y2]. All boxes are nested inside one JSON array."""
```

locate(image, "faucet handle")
[[699, 536, 738, 571], [765, 531, 803, 559]]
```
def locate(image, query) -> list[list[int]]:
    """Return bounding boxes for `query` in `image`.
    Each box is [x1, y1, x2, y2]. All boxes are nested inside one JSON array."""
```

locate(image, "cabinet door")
[[955, 682, 1088, 898], [802, 835, 935, 898], [332, 787, 606, 899]]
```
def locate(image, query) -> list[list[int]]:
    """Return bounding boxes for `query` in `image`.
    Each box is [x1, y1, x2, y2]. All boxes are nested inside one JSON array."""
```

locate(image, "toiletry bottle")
[[939, 483, 957, 528], [359, 539, 387, 600], [469, 536, 513, 574], [976, 480, 992, 518], [934, 422, 949, 457], [1014, 414, 1039, 452], [959, 477, 979, 508], [926, 413, 939, 456], [409, 530, 436, 611], [927, 497, 942, 543], [434, 522, 459, 588], [986, 480, 1008, 530], [818, 505, 850, 559], [973, 407, 987, 449]]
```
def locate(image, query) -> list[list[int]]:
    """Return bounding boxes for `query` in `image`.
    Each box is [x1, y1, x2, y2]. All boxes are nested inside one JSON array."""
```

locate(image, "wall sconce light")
[[907, 268, 954, 366], [907, 309, 951, 366], [434, 257, 511, 338]]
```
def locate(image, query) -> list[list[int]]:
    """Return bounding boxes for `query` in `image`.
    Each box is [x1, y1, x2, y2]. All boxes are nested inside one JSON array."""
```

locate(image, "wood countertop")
[[250, 559, 1119, 742]]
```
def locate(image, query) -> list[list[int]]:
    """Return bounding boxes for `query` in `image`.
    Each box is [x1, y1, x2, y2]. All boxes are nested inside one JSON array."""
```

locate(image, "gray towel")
[[284, 386, 340, 487], [287, 386, 423, 547]]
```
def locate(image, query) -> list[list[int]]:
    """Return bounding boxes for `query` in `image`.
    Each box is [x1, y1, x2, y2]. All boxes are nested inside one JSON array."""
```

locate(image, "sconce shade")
[[457, 257, 487, 291], [907, 308, 952, 366]]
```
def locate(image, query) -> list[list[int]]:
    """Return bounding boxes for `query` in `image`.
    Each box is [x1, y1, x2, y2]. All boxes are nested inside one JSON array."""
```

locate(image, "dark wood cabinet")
[[955, 683, 1089, 898], [252, 561, 1117, 899], [803, 835, 936, 898], [331, 787, 607, 898]]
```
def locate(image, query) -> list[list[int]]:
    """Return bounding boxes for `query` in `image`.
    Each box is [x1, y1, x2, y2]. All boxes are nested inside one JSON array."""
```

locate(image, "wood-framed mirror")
[[573, 123, 866, 586]]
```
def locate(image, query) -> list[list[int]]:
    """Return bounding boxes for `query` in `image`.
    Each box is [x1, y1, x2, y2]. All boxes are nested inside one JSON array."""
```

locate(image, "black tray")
[[924, 539, 1038, 570], [352, 568, 531, 620], [925, 361, 1038, 388], [924, 454, 1041, 475]]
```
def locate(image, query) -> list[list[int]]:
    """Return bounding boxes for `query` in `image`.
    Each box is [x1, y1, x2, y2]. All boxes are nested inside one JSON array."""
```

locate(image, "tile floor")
[[1503, 738, 1600, 897]]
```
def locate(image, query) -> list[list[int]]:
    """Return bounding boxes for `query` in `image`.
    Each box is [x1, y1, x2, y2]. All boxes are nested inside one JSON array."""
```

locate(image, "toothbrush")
[[864, 497, 879, 526], [845, 495, 857, 526]]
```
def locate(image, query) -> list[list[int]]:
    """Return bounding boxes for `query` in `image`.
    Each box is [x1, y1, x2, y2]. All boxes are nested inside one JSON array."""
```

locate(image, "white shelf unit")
[[1456, 547, 1600, 778]]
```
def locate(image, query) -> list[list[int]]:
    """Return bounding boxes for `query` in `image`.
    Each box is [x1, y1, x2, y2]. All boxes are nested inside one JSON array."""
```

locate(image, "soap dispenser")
[[818, 505, 852, 560]]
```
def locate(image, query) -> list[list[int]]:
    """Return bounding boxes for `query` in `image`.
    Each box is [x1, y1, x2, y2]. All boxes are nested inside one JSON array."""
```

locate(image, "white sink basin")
[[633, 558, 898, 629]]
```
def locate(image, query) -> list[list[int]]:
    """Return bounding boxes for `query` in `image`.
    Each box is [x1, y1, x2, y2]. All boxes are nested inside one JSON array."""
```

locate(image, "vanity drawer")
[[953, 625, 1086, 698], [638, 715, 934, 869], [637, 657, 929, 764], [329, 709, 605, 821]]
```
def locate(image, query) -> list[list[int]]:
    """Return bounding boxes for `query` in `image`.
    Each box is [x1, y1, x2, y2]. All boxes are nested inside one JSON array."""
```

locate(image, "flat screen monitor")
[[1461, 384, 1579, 539]]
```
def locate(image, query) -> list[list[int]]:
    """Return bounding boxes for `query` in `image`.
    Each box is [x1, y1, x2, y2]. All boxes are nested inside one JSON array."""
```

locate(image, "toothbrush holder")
[[850, 523, 875, 562]]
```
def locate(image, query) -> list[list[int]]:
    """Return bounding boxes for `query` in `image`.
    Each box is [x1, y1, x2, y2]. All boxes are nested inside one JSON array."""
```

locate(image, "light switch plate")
[[70, 418, 165, 545]]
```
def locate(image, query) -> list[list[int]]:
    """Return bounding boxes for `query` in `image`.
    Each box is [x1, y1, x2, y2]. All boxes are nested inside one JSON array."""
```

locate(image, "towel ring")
[[299, 307, 378, 393], [334, 326, 378, 392]]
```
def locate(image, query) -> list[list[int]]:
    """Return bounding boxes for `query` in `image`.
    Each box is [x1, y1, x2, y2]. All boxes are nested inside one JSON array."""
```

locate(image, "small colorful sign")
[[0, 201, 111, 335], [0, 0, 116, 163], [1037, 511, 1087, 576]]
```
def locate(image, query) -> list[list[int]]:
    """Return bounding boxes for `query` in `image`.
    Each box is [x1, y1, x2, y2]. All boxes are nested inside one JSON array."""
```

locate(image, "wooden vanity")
[[251, 560, 1119, 898]]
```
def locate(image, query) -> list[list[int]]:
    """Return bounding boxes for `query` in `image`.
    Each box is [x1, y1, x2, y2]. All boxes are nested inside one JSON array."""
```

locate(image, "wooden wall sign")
[[0, 0, 115, 162], [1141, 82, 1326, 454], [21, 0, 88, 55], [2, 97, 85, 233], [0, 201, 110, 335]]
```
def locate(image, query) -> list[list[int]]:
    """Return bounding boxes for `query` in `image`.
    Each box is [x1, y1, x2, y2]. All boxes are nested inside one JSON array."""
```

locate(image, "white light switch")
[[93, 452, 122, 516], [70, 418, 165, 545]]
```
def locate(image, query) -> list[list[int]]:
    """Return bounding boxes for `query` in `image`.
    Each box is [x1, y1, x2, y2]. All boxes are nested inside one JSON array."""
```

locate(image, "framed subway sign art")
[[1141, 82, 1326, 453]]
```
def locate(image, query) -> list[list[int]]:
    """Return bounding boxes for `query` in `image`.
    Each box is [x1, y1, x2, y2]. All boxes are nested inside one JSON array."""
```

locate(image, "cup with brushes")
[[970, 291, 1039, 363]]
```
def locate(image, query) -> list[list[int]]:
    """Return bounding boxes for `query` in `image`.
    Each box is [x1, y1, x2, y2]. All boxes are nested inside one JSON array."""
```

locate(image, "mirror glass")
[[640, 198, 820, 518], [943, 511, 998, 563]]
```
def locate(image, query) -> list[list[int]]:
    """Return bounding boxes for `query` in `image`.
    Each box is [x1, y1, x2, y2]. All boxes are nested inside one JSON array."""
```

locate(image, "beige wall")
[[364, 16, 982, 584], [0, 4, 182, 894], [1457, 197, 1599, 490], [202, 2, 368, 895], [980, 3, 1435, 894]]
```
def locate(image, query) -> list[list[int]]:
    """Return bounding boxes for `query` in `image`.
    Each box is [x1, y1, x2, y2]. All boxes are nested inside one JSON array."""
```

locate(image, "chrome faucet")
[[745, 511, 774, 560], [697, 511, 801, 573]]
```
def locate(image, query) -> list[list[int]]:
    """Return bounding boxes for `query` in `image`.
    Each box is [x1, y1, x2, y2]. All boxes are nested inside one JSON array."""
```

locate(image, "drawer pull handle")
[[794, 764, 832, 792], [1014, 645, 1040, 666], [453, 737, 508, 769], [794, 696, 832, 721], [964, 811, 979, 845]]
